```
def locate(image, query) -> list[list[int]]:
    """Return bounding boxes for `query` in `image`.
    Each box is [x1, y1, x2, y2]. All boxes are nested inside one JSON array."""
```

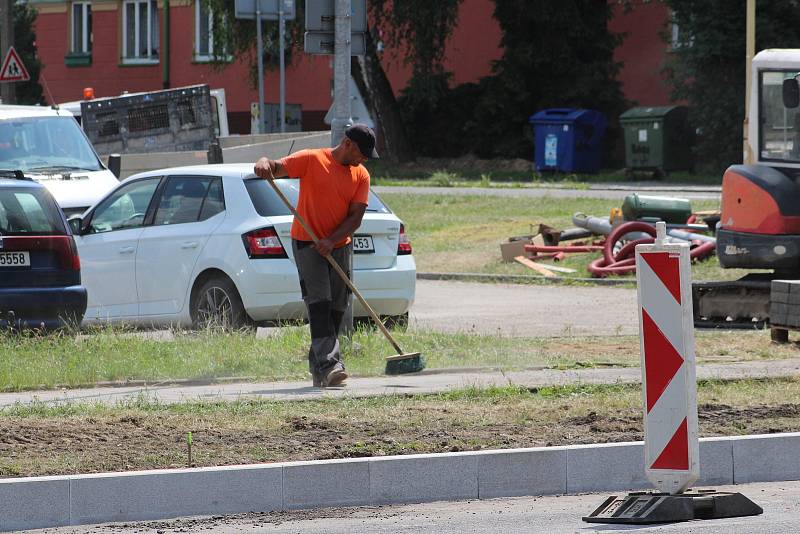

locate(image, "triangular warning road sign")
[[0, 47, 30, 83]]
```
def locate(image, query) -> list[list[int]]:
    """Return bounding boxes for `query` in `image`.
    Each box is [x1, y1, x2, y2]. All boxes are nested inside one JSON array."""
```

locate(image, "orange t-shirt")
[[281, 148, 370, 247]]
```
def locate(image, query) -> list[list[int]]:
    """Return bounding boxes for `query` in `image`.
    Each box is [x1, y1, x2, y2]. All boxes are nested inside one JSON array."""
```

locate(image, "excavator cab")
[[695, 52, 800, 325], [717, 58, 800, 272]]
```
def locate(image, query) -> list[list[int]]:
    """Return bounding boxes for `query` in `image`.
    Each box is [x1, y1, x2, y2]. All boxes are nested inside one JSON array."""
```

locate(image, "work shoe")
[[322, 364, 348, 387]]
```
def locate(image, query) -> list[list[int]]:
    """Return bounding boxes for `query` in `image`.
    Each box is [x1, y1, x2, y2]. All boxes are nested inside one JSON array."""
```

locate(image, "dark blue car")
[[0, 171, 87, 329]]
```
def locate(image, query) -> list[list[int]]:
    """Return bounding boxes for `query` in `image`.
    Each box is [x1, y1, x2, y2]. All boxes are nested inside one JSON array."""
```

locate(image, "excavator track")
[[692, 274, 776, 329]]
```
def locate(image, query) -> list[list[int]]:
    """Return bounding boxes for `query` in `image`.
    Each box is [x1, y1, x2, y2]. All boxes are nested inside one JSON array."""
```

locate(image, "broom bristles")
[[384, 353, 426, 375]]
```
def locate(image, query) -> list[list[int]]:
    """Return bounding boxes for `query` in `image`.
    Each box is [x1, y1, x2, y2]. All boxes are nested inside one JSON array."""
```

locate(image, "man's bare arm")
[[314, 202, 368, 256], [254, 157, 289, 180]]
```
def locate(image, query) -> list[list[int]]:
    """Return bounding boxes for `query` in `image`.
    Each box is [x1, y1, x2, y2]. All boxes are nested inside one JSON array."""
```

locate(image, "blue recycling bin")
[[529, 108, 608, 173]]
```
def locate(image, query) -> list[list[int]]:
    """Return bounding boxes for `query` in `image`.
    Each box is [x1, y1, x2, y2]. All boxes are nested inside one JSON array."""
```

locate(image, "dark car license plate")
[[0, 251, 30, 267]]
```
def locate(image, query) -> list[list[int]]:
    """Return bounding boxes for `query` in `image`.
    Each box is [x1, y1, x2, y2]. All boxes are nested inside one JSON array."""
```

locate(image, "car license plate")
[[353, 235, 374, 253], [0, 251, 30, 267]]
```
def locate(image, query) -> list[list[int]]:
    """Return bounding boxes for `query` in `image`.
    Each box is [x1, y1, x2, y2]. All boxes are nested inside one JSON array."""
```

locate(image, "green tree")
[[13, 1, 43, 105], [206, 0, 462, 161], [403, 0, 628, 159], [358, 0, 462, 161], [480, 0, 626, 158], [664, 0, 800, 173]]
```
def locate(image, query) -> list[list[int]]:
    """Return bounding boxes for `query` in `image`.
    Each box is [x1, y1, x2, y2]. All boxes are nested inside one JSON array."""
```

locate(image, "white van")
[[0, 105, 120, 217]]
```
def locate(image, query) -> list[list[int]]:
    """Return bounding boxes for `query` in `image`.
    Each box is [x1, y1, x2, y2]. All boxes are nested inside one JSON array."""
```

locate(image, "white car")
[[68, 163, 416, 328], [0, 105, 120, 217]]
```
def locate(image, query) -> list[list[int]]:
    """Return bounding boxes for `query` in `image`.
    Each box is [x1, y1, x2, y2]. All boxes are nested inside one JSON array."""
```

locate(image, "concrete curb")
[[2, 432, 799, 532]]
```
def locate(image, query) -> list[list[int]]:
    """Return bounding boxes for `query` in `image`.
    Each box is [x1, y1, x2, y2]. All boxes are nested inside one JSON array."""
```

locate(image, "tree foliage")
[[370, 0, 461, 105], [206, 0, 462, 160], [14, 2, 43, 105], [204, 0, 306, 87], [664, 0, 800, 173], [403, 0, 628, 159]]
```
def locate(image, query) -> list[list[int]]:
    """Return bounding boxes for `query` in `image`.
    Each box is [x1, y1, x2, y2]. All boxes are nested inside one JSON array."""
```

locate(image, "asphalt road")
[[409, 279, 638, 337], [109, 279, 639, 341], [22, 480, 796, 533]]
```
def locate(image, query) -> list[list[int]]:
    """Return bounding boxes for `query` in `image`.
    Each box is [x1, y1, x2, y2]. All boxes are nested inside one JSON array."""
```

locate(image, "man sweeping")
[[254, 124, 379, 387]]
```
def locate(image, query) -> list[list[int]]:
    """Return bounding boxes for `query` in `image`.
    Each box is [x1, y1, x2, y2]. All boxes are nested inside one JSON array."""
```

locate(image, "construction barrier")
[[583, 223, 762, 523], [635, 222, 699, 493]]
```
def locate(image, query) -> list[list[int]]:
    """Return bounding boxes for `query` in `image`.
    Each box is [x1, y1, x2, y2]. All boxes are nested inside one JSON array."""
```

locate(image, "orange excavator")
[[693, 49, 800, 325]]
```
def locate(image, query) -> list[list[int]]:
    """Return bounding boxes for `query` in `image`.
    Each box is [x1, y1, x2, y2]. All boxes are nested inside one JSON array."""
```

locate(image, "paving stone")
[[771, 314, 788, 327], [733, 432, 800, 484], [771, 280, 793, 294], [0, 477, 69, 532], [696, 437, 734, 487], [370, 453, 478, 504], [772, 291, 790, 304], [70, 465, 282, 525], [477, 447, 567, 498], [771, 302, 789, 317], [283, 458, 370, 509], [566, 442, 648, 493]]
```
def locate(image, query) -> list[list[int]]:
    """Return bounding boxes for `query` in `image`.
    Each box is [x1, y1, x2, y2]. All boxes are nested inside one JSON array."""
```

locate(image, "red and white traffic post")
[[584, 222, 762, 524], [637, 221, 699, 494]]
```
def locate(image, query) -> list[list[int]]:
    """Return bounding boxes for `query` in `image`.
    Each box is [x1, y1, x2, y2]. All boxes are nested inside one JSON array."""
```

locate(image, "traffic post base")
[[583, 490, 763, 524]]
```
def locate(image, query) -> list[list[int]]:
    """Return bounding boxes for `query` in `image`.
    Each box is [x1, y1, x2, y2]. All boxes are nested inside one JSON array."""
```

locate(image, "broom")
[[263, 173, 425, 375]]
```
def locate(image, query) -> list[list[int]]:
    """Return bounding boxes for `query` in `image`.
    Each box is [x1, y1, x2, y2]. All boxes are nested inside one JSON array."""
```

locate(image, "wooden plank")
[[693, 210, 721, 217], [533, 262, 577, 274], [514, 256, 557, 277]]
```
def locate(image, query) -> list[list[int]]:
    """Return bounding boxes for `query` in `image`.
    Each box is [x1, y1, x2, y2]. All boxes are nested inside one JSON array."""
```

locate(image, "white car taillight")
[[242, 227, 287, 258], [398, 224, 412, 255]]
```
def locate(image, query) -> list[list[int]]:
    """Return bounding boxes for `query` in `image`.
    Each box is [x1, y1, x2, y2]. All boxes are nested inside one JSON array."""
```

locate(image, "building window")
[[71, 2, 92, 54], [194, 0, 228, 61], [195, 0, 213, 59], [122, 0, 159, 63], [669, 10, 694, 51]]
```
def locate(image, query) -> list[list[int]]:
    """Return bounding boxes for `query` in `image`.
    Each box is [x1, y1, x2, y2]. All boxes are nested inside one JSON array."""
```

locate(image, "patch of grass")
[[535, 383, 635, 399], [0, 327, 793, 391], [435, 384, 531, 401], [372, 176, 538, 189], [428, 170, 459, 187], [379, 192, 729, 280]]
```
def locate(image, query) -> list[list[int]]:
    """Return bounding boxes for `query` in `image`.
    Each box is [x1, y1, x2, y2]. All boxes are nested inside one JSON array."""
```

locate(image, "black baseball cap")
[[345, 124, 379, 159]]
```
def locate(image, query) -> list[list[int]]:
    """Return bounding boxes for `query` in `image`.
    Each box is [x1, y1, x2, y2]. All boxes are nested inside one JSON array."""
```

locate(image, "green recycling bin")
[[620, 106, 694, 175]]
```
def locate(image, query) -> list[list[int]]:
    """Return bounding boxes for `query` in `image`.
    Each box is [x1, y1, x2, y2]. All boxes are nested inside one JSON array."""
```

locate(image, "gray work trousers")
[[292, 240, 352, 380]]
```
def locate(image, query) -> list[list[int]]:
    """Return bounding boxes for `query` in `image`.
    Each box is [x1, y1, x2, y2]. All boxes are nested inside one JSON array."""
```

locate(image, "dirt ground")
[[3, 402, 799, 479]]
